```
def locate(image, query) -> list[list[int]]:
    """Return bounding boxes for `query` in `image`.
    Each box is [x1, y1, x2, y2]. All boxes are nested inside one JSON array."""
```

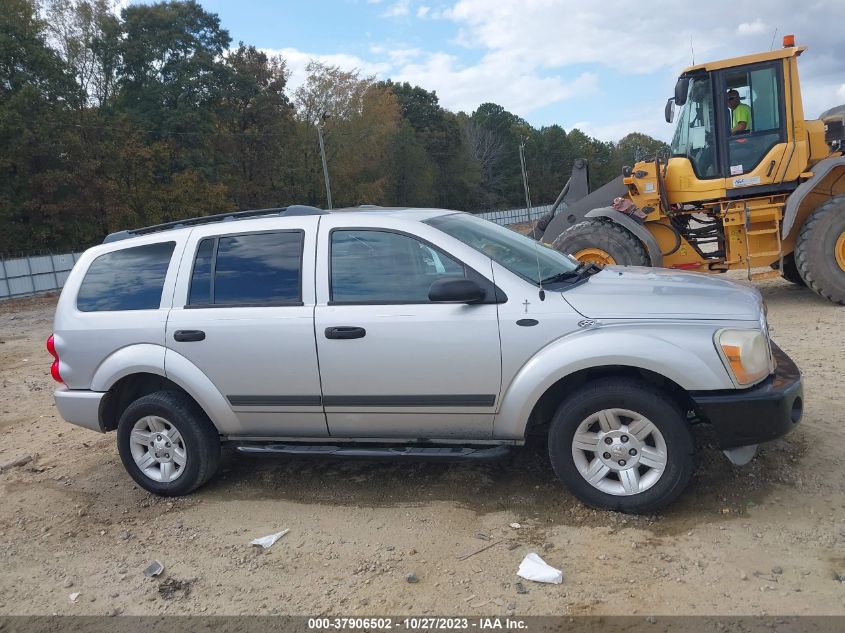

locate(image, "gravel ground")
[[0, 275, 843, 616]]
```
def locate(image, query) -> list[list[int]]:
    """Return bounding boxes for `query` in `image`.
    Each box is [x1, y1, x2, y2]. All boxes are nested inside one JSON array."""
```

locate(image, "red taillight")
[[47, 334, 63, 384], [51, 361, 63, 383]]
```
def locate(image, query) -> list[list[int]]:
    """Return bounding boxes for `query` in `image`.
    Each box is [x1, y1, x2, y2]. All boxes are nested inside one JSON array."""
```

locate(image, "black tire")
[[770, 253, 805, 286], [552, 219, 650, 266], [116, 390, 221, 496], [548, 378, 694, 514], [794, 196, 845, 304]]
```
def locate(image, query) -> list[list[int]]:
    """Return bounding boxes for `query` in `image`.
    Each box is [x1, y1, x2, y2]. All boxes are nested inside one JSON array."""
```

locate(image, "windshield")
[[670, 75, 717, 177], [426, 213, 579, 285]]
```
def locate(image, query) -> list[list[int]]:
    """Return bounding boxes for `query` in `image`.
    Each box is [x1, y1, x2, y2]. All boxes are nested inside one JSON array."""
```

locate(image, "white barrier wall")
[[0, 253, 84, 300]]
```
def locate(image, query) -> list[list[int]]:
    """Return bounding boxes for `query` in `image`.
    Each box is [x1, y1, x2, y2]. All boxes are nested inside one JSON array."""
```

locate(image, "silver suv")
[[50, 206, 803, 513]]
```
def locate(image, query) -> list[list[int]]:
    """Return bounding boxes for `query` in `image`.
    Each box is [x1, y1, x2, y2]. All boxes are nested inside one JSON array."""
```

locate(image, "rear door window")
[[188, 231, 304, 307], [77, 242, 175, 312]]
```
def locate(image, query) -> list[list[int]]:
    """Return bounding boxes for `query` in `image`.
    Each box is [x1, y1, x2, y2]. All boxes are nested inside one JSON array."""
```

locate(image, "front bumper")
[[690, 342, 803, 449], [54, 387, 106, 433]]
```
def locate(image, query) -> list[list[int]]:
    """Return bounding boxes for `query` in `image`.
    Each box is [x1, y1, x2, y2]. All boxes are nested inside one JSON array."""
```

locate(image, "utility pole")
[[317, 112, 333, 210]]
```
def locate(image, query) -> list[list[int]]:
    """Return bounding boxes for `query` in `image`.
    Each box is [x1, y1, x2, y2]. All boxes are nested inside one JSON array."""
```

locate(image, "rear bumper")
[[54, 387, 105, 433], [690, 343, 803, 450]]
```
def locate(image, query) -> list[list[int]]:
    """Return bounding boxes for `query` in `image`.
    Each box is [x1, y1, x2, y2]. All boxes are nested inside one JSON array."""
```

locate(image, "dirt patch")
[[0, 280, 843, 616]]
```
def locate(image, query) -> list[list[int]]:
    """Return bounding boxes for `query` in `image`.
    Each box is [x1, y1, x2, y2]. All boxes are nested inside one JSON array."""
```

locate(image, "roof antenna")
[[769, 28, 778, 51], [519, 137, 545, 300], [317, 112, 333, 210], [690, 36, 695, 65]]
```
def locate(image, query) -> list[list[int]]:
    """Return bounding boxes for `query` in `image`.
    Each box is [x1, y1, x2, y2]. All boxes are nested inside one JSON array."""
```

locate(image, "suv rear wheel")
[[117, 391, 220, 496], [548, 378, 694, 513]]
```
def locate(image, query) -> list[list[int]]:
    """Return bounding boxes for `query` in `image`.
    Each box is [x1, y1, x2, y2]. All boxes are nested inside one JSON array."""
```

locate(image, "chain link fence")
[[475, 203, 552, 227]]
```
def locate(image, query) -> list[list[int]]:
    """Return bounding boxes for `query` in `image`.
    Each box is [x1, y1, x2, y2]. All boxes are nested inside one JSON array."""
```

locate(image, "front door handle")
[[174, 330, 206, 342], [325, 326, 366, 340]]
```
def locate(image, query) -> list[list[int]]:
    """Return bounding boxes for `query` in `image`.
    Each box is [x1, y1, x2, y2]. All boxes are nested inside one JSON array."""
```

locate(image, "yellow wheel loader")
[[539, 36, 845, 304]]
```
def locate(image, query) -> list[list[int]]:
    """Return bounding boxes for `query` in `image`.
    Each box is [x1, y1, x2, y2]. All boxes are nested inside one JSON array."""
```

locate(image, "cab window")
[[724, 64, 784, 176], [670, 75, 718, 178]]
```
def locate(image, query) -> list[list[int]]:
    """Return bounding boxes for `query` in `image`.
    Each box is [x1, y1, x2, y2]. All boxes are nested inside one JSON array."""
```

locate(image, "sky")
[[134, 0, 845, 142]]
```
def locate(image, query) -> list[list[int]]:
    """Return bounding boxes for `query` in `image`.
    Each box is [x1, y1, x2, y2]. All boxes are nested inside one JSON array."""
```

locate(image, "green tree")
[[467, 102, 531, 208], [610, 132, 670, 175], [381, 81, 479, 209], [215, 44, 295, 209], [293, 62, 400, 207], [0, 0, 81, 252], [117, 0, 230, 138], [45, 0, 120, 108], [566, 128, 616, 189]]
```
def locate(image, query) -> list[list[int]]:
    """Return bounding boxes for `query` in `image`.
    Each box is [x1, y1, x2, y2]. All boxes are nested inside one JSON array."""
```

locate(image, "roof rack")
[[102, 205, 326, 243]]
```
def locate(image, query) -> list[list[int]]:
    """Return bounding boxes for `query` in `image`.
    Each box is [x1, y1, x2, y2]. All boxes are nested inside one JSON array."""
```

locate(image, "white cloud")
[[736, 19, 767, 36], [800, 79, 845, 118], [266, 1, 845, 141], [262, 48, 391, 93], [569, 98, 677, 142], [381, 0, 410, 17], [439, 0, 845, 134], [387, 48, 423, 64], [394, 52, 598, 114], [270, 43, 596, 117], [446, 2, 845, 75]]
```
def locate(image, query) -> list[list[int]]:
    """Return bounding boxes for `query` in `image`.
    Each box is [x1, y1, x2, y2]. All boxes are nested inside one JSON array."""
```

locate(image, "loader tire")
[[770, 253, 805, 286], [552, 219, 650, 267], [794, 196, 845, 304]]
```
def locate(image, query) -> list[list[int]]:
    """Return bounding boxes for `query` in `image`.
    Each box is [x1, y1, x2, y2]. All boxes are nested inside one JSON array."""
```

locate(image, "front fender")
[[492, 326, 732, 440], [782, 155, 845, 238]]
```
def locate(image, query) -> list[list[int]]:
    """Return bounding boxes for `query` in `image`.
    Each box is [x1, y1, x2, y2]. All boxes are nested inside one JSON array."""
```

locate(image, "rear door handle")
[[325, 326, 366, 340], [174, 330, 206, 342]]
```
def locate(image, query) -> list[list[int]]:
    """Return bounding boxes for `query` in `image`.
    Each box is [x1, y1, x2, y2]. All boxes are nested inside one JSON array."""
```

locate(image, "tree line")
[[0, 0, 669, 253]]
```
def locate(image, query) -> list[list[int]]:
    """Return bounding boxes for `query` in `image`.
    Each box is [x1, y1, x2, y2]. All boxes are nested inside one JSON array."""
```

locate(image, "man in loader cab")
[[727, 89, 752, 134]]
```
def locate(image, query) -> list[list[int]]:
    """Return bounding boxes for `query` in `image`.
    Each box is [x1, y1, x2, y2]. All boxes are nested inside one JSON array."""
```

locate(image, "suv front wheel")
[[116, 391, 221, 496], [548, 378, 694, 514]]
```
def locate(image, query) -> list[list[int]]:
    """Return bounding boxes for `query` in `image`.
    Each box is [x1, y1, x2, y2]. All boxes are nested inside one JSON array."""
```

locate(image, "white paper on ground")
[[250, 529, 290, 549], [517, 552, 563, 584]]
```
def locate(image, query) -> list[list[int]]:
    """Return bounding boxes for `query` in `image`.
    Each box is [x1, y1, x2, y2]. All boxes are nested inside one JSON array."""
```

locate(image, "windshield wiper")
[[539, 262, 602, 285]]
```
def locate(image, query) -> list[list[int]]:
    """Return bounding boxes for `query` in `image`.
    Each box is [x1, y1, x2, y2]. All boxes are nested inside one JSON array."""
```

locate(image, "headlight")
[[716, 329, 772, 386]]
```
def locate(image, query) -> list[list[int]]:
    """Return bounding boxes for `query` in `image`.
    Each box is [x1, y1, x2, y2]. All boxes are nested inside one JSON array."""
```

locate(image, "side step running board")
[[233, 443, 511, 460]]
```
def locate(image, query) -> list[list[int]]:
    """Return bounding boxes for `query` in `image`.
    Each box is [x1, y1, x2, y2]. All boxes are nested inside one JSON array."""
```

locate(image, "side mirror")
[[665, 98, 675, 124], [428, 278, 485, 304], [674, 77, 689, 106]]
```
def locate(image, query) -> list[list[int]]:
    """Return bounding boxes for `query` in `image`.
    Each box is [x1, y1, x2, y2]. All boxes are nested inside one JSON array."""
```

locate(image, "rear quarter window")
[[76, 242, 176, 312]]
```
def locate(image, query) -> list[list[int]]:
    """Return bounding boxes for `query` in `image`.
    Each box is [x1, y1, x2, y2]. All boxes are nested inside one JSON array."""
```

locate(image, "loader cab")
[[668, 61, 787, 181]]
